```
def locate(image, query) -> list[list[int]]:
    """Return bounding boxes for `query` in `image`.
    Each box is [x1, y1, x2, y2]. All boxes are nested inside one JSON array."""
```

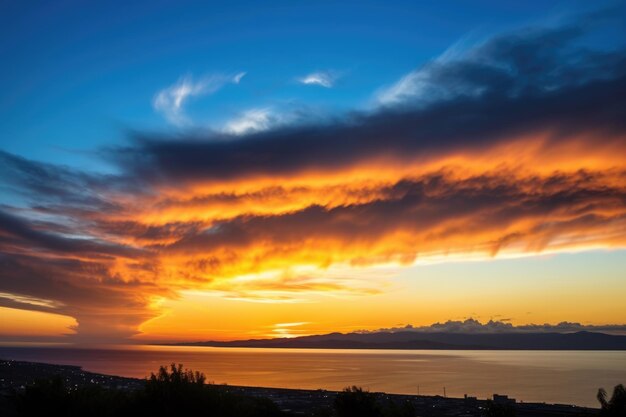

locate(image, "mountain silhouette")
[[174, 330, 626, 350]]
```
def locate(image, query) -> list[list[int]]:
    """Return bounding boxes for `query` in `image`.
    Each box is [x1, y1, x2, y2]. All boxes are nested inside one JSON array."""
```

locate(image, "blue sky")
[[0, 0, 594, 170]]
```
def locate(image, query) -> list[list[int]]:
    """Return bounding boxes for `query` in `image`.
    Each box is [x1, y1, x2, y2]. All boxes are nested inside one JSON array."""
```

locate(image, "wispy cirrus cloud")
[[222, 105, 311, 135], [232, 71, 247, 84], [0, 292, 64, 309], [153, 72, 246, 126], [298, 71, 338, 88], [223, 108, 276, 135]]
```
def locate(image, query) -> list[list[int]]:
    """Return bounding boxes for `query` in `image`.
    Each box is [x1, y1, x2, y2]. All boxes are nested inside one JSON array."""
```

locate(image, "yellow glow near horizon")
[[0, 307, 77, 338], [134, 250, 626, 342]]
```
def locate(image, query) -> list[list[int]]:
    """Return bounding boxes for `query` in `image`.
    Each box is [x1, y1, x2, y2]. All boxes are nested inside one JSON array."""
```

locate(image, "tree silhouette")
[[334, 386, 382, 417], [597, 384, 626, 417], [11, 363, 284, 417], [333, 386, 414, 417], [149, 363, 206, 386]]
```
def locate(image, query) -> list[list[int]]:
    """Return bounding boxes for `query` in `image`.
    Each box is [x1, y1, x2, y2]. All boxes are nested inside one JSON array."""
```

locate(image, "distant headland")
[[166, 329, 626, 350]]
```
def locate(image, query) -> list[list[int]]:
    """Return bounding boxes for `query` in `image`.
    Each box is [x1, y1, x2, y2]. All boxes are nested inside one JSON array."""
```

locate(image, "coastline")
[[158, 330, 626, 351], [0, 359, 599, 417]]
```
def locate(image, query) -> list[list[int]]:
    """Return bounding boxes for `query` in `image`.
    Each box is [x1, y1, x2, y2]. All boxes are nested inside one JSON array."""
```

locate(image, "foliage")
[[334, 386, 382, 417], [597, 384, 626, 417], [333, 386, 414, 417], [12, 364, 284, 417]]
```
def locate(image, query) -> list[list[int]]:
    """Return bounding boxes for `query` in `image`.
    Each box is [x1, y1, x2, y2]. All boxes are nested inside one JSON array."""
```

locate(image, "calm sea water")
[[1, 345, 624, 407]]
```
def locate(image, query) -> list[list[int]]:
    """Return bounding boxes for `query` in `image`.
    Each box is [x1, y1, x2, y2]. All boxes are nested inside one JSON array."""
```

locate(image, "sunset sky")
[[1, 1, 625, 344]]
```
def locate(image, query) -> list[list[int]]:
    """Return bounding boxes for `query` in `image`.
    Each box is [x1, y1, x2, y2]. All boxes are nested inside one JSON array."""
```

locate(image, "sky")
[[0, 0, 625, 344]]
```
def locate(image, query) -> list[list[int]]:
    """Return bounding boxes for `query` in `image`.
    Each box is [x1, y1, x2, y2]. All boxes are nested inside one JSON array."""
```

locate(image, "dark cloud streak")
[[112, 22, 626, 185]]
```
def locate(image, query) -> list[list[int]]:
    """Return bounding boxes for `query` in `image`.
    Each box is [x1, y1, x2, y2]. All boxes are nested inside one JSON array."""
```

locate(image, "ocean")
[[1, 345, 624, 407]]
